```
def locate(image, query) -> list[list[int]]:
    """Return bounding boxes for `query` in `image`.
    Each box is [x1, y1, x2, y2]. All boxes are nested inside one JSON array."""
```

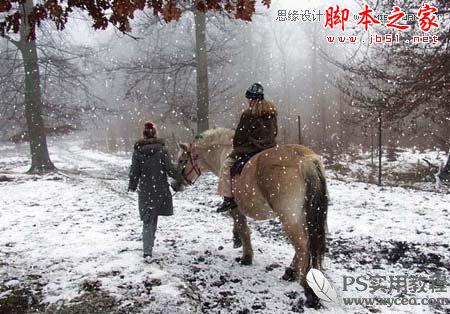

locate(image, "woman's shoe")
[[143, 254, 153, 263]]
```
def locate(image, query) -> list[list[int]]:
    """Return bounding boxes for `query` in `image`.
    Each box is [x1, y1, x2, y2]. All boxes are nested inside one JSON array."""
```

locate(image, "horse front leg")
[[230, 207, 253, 265]]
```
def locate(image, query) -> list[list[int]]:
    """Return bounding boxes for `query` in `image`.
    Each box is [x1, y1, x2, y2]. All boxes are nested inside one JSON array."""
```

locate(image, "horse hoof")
[[241, 256, 253, 265], [304, 286, 322, 309], [235, 256, 252, 265], [233, 237, 242, 248], [281, 267, 297, 282], [291, 298, 305, 313], [304, 298, 322, 309]]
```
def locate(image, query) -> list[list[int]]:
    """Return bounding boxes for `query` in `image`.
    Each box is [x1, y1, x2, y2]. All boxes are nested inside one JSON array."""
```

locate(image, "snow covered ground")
[[1, 139, 449, 313]]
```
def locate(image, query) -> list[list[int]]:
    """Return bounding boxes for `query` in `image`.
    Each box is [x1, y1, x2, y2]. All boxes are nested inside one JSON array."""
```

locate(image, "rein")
[[182, 151, 202, 185]]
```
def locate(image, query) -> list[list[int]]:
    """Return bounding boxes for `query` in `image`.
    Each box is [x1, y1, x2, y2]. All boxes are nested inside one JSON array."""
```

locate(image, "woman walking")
[[128, 122, 181, 259]]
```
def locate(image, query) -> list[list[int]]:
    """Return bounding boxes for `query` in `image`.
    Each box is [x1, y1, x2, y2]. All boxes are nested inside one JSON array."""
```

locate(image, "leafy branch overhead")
[[0, 0, 271, 39]]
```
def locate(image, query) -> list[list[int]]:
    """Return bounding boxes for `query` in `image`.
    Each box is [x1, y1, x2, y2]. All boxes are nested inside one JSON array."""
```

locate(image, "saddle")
[[230, 152, 259, 177]]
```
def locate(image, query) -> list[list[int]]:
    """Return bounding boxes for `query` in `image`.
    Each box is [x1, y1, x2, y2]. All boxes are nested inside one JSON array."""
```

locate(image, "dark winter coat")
[[231, 107, 278, 159], [128, 137, 180, 222]]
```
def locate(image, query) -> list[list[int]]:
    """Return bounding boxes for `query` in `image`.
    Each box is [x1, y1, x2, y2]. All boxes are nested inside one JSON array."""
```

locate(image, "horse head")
[[176, 142, 203, 187]]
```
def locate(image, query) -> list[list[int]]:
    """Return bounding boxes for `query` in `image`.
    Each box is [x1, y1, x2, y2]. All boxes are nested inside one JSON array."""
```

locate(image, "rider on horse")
[[217, 83, 278, 212]]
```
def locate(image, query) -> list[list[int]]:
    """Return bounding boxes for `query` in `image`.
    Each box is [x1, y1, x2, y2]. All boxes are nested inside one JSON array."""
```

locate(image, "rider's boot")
[[217, 197, 237, 213]]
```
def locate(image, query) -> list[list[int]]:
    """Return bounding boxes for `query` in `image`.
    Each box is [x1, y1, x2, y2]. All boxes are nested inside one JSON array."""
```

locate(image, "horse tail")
[[300, 156, 328, 269]]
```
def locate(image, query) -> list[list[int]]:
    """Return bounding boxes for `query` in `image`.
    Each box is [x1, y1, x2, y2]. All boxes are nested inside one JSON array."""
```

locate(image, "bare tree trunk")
[[338, 92, 347, 155], [378, 111, 382, 186], [107, 125, 118, 153], [310, 23, 327, 149], [194, 7, 209, 135], [371, 129, 374, 166], [20, 0, 55, 173]]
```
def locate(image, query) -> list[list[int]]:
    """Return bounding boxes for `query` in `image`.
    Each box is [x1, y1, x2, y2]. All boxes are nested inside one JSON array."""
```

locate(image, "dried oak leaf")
[[0, 0, 12, 13], [162, 0, 181, 22]]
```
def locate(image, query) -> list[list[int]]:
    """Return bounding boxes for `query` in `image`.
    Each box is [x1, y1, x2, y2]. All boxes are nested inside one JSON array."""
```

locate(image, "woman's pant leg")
[[143, 214, 158, 256], [218, 156, 235, 198]]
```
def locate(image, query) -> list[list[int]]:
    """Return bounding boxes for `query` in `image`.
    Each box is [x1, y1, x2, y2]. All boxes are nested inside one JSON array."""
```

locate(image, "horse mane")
[[196, 128, 234, 147]]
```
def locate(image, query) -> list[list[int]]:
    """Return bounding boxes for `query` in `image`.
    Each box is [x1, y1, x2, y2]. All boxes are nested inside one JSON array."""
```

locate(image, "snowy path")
[[0, 141, 449, 313]]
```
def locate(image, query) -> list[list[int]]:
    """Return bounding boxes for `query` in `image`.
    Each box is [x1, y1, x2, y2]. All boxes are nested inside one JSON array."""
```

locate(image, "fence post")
[[297, 115, 302, 145]]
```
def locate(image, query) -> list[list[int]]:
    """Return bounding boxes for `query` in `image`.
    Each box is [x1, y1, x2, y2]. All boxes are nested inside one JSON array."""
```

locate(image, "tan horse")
[[177, 128, 328, 308]]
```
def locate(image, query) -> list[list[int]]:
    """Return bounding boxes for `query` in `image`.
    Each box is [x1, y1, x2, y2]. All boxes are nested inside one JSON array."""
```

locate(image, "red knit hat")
[[143, 121, 156, 138]]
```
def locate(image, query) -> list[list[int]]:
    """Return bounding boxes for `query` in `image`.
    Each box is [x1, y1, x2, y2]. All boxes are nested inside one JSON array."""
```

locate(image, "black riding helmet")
[[245, 83, 264, 100]]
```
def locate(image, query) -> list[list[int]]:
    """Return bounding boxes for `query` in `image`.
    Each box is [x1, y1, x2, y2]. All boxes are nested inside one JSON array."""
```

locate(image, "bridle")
[[181, 150, 202, 185]]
